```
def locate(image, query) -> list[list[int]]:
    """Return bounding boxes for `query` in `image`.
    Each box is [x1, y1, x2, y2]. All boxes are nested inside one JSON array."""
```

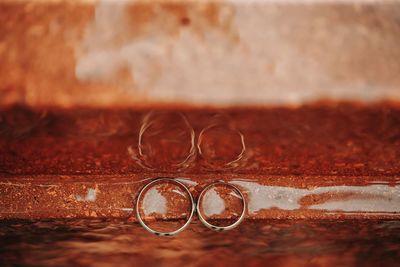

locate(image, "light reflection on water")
[[0, 219, 399, 266]]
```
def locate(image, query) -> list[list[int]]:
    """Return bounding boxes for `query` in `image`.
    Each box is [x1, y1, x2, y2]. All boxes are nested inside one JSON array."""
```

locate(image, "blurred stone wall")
[[1, 0, 400, 107]]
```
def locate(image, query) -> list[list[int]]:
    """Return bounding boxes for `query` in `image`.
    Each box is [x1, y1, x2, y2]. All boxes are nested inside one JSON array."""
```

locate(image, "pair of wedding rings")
[[136, 178, 246, 236]]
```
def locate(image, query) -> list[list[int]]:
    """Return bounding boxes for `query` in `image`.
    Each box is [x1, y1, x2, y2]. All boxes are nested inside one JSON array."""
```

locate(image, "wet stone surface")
[[0, 219, 399, 267]]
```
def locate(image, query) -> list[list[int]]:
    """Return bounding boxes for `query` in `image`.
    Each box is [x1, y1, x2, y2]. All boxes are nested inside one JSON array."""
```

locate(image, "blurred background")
[[1, 0, 400, 107]]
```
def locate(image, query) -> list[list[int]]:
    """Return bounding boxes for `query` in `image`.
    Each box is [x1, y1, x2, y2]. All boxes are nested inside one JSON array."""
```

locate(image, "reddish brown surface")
[[1, 103, 399, 219], [1, 103, 400, 177]]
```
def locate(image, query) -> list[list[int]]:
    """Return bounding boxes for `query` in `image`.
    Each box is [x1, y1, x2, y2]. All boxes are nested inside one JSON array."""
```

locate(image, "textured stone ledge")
[[1, 174, 399, 220]]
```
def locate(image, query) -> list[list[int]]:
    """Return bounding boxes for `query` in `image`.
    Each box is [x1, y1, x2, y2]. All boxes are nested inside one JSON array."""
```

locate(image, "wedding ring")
[[136, 178, 195, 236], [197, 182, 246, 232]]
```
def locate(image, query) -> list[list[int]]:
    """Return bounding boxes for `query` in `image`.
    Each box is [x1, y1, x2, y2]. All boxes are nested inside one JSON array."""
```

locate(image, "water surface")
[[1, 219, 399, 266]]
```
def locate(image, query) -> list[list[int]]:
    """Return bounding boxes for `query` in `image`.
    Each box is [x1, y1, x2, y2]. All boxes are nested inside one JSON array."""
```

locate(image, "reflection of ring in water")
[[197, 182, 246, 232], [197, 123, 246, 169], [135, 111, 196, 171], [136, 178, 195, 236]]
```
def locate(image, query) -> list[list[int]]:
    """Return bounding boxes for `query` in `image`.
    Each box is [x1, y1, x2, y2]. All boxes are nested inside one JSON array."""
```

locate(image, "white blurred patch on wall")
[[75, 0, 400, 105]]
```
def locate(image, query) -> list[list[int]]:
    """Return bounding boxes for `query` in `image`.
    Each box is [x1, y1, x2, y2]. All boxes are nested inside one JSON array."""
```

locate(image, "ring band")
[[136, 178, 195, 236], [196, 182, 246, 232]]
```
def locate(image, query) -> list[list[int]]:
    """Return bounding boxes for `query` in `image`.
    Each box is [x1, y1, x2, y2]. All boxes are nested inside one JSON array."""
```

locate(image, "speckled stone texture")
[[1, 105, 400, 219], [1, 1, 400, 220]]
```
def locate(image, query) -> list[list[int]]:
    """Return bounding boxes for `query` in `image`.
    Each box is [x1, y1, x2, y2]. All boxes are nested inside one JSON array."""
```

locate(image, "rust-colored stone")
[[1, 104, 400, 219]]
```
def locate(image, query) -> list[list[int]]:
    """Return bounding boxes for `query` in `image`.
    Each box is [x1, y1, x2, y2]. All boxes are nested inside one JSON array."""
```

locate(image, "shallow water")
[[0, 219, 399, 267]]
